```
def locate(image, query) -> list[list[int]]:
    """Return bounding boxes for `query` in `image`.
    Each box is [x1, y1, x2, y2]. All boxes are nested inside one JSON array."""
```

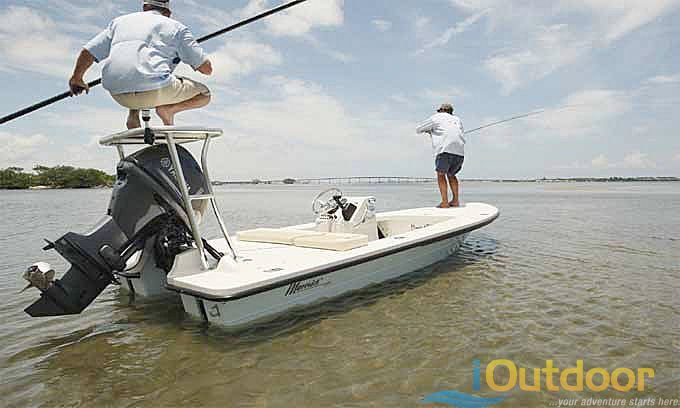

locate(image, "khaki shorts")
[[111, 77, 210, 110]]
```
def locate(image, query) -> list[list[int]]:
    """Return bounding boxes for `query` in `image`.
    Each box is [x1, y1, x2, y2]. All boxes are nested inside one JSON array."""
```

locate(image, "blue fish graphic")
[[421, 390, 507, 408]]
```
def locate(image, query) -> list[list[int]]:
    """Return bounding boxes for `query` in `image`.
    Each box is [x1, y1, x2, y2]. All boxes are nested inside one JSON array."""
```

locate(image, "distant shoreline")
[[0, 185, 112, 191], [465, 177, 680, 183], [212, 176, 680, 185], [2, 176, 677, 190]]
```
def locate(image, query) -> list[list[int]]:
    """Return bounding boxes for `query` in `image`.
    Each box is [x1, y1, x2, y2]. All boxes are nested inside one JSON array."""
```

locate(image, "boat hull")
[[180, 233, 467, 329]]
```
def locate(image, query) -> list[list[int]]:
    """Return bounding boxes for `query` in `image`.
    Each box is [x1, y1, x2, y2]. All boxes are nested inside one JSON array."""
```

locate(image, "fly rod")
[[464, 104, 584, 135], [0, 0, 309, 126], [464, 109, 546, 135]]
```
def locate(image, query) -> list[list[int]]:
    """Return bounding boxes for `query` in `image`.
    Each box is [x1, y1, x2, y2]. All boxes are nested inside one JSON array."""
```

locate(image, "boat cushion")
[[237, 228, 323, 245], [237, 228, 369, 251], [293, 233, 368, 251]]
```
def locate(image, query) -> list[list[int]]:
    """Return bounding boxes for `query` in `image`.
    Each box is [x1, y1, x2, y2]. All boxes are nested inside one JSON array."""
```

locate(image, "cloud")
[[475, 88, 631, 147], [413, 16, 432, 36], [390, 94, 410, 104], [184, 0, 343, 37], [591, 154, 609, 169], [324, 49, 354, 63], [372, 19, 392, 32], [202, 76, 428, 179], [207, 40, 282, 84], [0, 6, 80, 77], [526, 89, 632, 136], [225, 1, 348, 63], [386, 87, 466, 110], [622, 152, 656, 169], [421, 87, 467, 103], [568, 0, 680, 43], [179, 0, 239, 32], [11, 105, 131, 170], [555, 152, 657, 171], [415, 10, 487, 55], [484, 24, 592, 94], [45, 0, 123, 20], [0, 132, 50, 165], [43, 106, 127, 135], [0, 128, 114, 171], [173, 39, 282, 86], [646, 73, 680, 84], [449, 0, 680, 41], [43, 0, 123, 34], [245, 0, 344, 37], [442, 0, 680, 93], [3, 75, 427, 179]]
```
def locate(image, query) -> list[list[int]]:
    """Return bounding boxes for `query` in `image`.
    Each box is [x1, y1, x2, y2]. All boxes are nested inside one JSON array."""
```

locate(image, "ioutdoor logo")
[[475, 360, 654, 393], [422, 359, 655, 407]]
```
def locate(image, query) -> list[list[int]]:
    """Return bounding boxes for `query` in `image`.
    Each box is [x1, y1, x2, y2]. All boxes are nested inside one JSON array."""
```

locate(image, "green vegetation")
[[0, 165, 115, 190]]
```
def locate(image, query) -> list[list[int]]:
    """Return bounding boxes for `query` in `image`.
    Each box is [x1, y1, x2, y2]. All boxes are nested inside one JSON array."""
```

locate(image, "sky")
[[1, 0, 680, 180]]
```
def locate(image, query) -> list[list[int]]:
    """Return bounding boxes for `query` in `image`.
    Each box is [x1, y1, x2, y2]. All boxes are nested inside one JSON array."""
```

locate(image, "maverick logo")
[[284, 277, 328, 296]]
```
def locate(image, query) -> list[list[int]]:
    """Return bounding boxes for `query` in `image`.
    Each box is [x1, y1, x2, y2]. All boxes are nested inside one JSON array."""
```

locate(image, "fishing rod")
[[464, 109, 546, 135], [464, 104, 584, 135], [0, 0, 309, 126]]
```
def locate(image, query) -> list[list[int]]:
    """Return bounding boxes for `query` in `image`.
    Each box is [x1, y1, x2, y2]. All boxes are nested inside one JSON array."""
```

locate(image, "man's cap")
[[144, 0, 170, 10], [437, 103, 455, 114]]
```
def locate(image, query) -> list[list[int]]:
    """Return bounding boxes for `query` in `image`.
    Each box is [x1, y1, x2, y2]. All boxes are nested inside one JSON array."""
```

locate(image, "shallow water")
[[0, 182, 678, 407]]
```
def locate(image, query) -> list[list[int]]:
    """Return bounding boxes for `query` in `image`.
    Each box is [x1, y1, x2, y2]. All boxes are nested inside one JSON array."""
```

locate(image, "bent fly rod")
[[0, 0, 309, 126], [464, 109, 546, 135], [463, 104, 584, 135]]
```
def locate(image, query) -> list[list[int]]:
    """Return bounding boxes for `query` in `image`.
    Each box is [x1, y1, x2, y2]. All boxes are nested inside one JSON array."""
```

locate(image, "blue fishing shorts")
[[435, 153, 464, 176]]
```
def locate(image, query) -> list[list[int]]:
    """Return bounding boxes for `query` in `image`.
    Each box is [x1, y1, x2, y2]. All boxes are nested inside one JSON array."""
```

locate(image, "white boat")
[[22, 123, 498, 329], [167, 202, 497, 328]]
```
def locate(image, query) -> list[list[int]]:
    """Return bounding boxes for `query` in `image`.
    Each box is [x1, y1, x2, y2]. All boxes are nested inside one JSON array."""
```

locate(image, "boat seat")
[[237, 228, 323, 245], [237, 228, 369, 251], [292, 232, 368, 251]]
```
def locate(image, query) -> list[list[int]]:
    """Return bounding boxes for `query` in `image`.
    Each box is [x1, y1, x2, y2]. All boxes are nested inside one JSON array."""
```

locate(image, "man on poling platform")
[[68, 0, 213, 129]]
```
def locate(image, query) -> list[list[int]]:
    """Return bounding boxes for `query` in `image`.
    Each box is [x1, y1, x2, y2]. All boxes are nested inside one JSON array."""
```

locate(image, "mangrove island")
[[0, 166, 115, 189]]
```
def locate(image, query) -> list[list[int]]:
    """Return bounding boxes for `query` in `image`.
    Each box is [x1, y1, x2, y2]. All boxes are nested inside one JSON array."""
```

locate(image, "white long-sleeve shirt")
[[416, 112, 465, 157]]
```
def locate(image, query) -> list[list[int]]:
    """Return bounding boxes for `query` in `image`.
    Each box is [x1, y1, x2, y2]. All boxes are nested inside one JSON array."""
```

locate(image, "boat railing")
[[99, 126, 223, 147]]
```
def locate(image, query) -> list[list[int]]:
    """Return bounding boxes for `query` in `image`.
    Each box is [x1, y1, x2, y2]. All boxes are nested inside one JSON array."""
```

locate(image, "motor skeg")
[[25, 144, 209, 317]]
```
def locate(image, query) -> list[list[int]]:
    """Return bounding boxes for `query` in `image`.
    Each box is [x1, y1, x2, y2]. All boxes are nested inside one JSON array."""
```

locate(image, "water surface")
[[0, 182, 678, 407]]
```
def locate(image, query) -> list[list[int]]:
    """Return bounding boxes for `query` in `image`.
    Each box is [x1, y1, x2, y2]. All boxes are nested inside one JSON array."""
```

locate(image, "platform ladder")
[[101, 110, 239, 271]]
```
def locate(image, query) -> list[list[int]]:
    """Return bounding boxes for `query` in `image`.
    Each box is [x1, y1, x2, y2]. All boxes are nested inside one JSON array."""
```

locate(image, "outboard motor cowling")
[[25, 144, 208, 317]]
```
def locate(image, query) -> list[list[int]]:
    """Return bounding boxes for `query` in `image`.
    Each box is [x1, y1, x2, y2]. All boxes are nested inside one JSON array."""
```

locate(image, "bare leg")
[[437, 172, 450, 208], [156, 93, 211, 125], [447, 175, 460, 207], [126, 109, 141, 129]]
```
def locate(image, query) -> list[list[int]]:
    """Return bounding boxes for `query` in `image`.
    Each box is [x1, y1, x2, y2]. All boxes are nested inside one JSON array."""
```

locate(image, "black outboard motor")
[[25, 144, 209, 317]]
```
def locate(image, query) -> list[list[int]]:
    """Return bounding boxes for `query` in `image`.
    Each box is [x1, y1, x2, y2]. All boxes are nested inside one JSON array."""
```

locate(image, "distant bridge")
[[295, 176, 436, 184], [212, 176, 436, 185]]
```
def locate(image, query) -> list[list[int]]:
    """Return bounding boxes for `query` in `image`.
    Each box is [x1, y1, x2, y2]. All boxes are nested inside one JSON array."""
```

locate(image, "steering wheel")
[[312, 188, 344, 215]]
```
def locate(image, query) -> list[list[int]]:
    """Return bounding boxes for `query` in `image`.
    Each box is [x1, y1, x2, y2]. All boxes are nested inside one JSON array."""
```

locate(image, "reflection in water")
[[1, 183, 679, 408]]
